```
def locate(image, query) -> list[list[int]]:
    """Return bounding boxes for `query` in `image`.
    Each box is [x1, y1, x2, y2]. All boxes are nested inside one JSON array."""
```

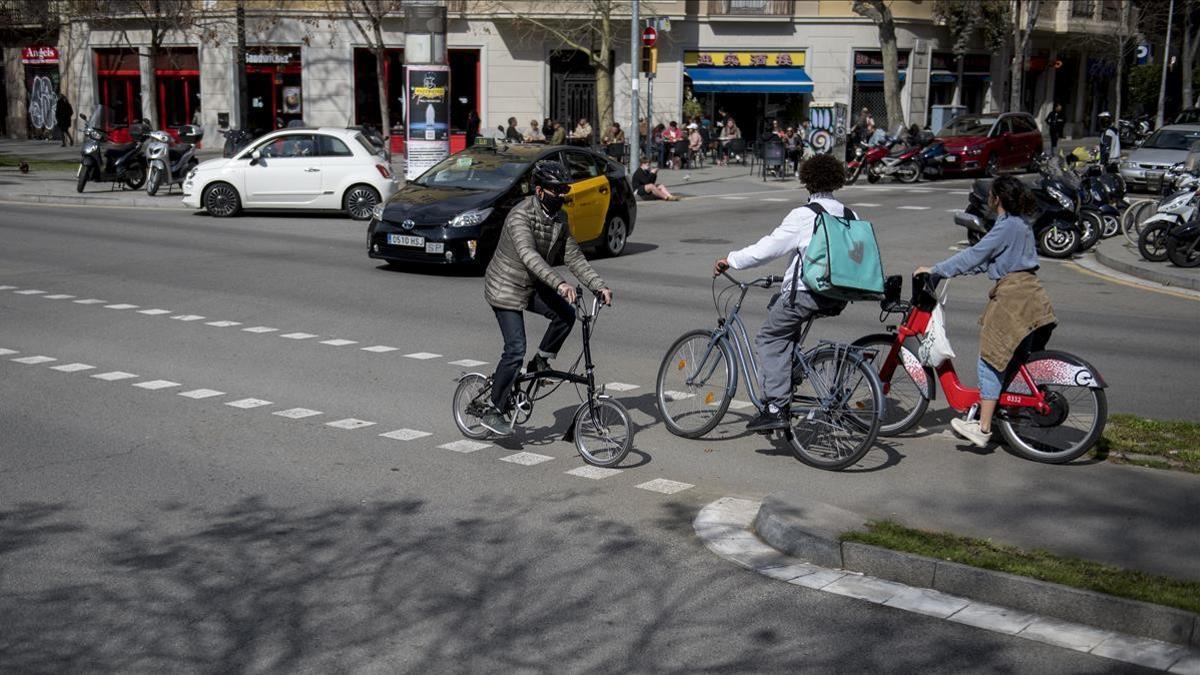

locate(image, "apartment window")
[[1101, 0, 1120, 20], [708, 0, 793, 15], [1071, 0, 1096, 18]]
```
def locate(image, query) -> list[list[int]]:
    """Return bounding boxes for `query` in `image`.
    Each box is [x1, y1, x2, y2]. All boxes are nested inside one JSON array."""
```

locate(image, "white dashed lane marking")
[[243, 326, 278, 333], [448, 359, 487, 367], [897, 206, 930, 211], [12, 355, 56, 365], [274, 407, 324, 419], [729, 399, 755, 410], [720, 196, 747, 200], [362, 345, 399, 353], [0, 348, 19, 356], [500, 452, 554, 466], [179, 388, 226, 399], [566, 465, 621, 480], [226, 398, 273, 409], [205, 320, 242, 328], [320, 339, 358, 346], [662, 390, 696, 401], [42, 294, 76, 300], [404, 352, 442, 359], [132, 380, 181, 390], [848, 203, 880, 207], [171, 314, 205, 321], [606, 382, 640, 392], [73, 298, 107, 304], [14, 289, 46, 295], [0, 285, 17, 290], [325, 418, 376, 430], [280, 332, 318, 340], [50, 363, 95, 372], [636, 478, 694, 494], [439, 440, 491, 453], [92, 371, 138, 381], [763, 197, 788, 202], [380, 428, 432, 441], [104, 303, 139, 310], [138, 308, 172, 315]]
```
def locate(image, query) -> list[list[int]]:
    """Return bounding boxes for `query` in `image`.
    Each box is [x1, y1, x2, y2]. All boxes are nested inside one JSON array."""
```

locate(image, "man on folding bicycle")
[[713, 153, 852, 432], [481, 159, 613, 436]]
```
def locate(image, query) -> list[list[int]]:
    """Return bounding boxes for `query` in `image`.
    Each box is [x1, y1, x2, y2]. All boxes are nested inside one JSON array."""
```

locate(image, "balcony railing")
[[707, 0, 794, 16]]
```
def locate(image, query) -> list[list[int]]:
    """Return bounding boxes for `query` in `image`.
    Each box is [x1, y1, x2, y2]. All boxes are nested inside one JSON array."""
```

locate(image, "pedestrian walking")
[[56, 92, 74, 147], [1045, 103, 1065, 151], [465, 109, 480, 147]]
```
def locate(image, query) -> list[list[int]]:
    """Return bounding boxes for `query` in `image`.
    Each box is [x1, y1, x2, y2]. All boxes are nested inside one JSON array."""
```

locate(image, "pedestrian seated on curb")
[[713, 153, 855, 432], [631, 158, 679, 201]]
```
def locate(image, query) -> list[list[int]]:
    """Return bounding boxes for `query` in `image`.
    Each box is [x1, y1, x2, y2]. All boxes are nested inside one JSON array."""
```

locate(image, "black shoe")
[[480, 408, 513, 437], [746, 408, 789, 433], [527, 354, 551, 375]]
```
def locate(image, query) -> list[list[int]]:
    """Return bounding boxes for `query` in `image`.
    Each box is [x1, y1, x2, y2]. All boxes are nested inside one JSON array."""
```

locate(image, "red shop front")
[[155, 48, 200, 142], [245, 47, 302, 133], [95, 48, 143, 143]]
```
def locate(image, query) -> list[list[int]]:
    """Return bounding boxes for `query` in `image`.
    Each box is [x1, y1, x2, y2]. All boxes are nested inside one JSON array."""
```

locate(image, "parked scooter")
[[1137, 184, 1200, 262], [953, 154, 1082, 259], [1117, 114, 1154, 148], [1076, 160, 1129, 239], [865, 127, 936, 184], [220, 127, 256, 158], [1165, 206, 1200, 267], [919, 140, 950, 179], [145, 125, 204, 196], [76, 105, 149, 193]]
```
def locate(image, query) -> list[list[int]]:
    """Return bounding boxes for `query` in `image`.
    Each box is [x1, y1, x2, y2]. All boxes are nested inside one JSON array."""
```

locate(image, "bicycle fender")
[[1009, 350, 1107, 392], [851, 333, 935, 399]]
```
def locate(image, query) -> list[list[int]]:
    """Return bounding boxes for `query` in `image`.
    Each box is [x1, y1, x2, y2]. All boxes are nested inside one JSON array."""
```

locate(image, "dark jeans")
[[491, 284, 576, 409]]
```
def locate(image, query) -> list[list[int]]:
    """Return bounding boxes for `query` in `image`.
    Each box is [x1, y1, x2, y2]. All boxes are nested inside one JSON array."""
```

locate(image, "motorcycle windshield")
[[87, 105, 110, 129], [1184, 141, 1200, 173], [1042, 155, 1080, 190]]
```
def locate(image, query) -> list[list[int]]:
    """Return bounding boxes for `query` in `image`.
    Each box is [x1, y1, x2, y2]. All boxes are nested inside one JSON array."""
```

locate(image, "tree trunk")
[[879, 15, 904, 131], [373, 19, 390, 135], [594, 56, 614, 140], [1010, 0, 1024, 112], [144, 43, 159, 127], [1185, 0, 1199, 109], [236, 0, 249, 129]]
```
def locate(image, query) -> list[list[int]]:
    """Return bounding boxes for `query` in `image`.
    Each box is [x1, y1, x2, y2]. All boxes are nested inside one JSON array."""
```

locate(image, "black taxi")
[[367, 142, 637, 267]]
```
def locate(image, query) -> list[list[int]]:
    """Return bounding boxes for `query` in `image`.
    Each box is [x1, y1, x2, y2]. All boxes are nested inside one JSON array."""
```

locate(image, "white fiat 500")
[[183, 127, 398, 220]]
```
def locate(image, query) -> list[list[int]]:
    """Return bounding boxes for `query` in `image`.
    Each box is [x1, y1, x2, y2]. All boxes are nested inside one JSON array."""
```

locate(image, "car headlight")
[[1121, 161, 1138, 170], [449, 207, 494, 228], [1046, 186, 1073, 210], [371, 204, 386, 222], [186, 167, 198, 180], [965, 145, 984, 156]]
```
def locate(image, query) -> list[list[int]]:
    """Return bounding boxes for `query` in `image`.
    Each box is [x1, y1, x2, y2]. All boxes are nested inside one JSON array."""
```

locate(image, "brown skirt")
[[979, 271, 1057, 371]]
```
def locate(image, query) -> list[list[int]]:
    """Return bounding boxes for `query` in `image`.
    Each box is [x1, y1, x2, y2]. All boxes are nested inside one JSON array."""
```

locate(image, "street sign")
[[641, 26, 657, 47], [1136, 43, 1151, 65]]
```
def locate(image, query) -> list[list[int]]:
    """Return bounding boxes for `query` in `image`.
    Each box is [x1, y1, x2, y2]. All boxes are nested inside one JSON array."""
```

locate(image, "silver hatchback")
[[1120, 124, 1200, 192]]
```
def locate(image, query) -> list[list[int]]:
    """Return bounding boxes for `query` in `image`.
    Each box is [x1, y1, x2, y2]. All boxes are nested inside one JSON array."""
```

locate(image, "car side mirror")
[[249, 149, 261, 165]]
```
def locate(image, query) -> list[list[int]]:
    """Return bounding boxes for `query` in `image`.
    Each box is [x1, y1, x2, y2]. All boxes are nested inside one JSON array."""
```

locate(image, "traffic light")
[[640, 46, 658, 75]]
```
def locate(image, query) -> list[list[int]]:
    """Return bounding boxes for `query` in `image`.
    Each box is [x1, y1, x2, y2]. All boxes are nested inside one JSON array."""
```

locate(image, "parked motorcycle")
[[1165, 206, 1200, 267], [1117, 114, 1154, 148], [919, 140, 950, 179], [953, 154, 1081, 259], [76, 105, 149, 193], [1077, 161, 1129, 240], [145, 125, 204, 196], [220, 127, 256, 158], [844, 139, 871, 185], [1138, 184, 1200, 262]]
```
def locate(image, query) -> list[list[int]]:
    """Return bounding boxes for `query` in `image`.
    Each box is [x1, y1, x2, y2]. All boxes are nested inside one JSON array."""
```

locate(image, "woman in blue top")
[[917, 176, 1057, 448]]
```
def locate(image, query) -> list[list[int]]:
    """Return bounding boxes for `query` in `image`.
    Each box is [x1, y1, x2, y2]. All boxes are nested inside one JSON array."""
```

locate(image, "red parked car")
[[936, 112, 1044, 177]]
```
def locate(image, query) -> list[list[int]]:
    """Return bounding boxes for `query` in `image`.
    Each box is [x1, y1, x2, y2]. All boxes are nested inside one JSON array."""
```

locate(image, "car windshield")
[[353, 133, 380, 156], [1175, 110, 1200, 124], [413, 151, 530, 189], [939, 116, 998, 137], [1141, 129, 1200, 150]]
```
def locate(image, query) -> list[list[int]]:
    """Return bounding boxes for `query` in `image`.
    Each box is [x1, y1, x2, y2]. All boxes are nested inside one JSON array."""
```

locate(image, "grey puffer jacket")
[[484, 196, 605, 311]]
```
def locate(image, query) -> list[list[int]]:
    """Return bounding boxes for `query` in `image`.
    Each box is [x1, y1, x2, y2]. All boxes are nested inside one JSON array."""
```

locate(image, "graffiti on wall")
[[807, 103, 848, 154], [28, 76, 58, 131]]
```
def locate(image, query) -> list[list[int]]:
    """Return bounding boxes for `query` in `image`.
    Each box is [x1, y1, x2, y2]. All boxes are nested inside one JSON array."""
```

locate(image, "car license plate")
[[388, 234, 424, 247], [1146, 170, 1163, 181], [425, 242, 444, 253]]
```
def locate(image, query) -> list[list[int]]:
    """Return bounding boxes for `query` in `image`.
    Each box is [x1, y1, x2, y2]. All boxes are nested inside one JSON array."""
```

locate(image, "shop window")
[[354, 47, 480, 136], [318, 135, 353, 156], [95, 48, 143, 136], [156, 47, 200, 133], [245, 47, 303, 133], [449, 49, 480, 133]]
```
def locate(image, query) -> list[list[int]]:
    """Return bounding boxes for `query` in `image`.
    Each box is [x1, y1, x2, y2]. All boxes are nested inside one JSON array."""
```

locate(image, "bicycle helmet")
[[530, 159, 571, 194]]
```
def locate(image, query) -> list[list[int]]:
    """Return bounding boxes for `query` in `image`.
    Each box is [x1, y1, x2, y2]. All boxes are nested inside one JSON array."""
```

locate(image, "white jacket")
[[726, 194, 848, 295]]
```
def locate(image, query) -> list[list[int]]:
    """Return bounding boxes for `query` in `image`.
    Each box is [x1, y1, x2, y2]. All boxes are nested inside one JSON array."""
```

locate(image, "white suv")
[[183, 127, 398, 220]]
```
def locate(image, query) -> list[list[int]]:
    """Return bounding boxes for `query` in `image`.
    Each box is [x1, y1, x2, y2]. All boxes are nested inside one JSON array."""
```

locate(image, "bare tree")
[[333, 0, 402, 134], [1008, 0, 1042, 113], [932, 0, 1010, 106], [1183, 0, 1200, 109], [852, 0, 904, 131]]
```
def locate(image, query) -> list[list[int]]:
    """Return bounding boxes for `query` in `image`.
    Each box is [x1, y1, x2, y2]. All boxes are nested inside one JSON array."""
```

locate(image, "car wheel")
[[985, 155, 1001, 177], [600, 212, 629, 257], [344, 184, 381, 221], [203, 182, 242, 217]]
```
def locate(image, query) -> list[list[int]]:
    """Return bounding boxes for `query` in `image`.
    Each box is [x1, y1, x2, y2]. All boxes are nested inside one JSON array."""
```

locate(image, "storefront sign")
[[405, 65, 450, 181], [684, 51, 806, 67], [246, 50, 299, 66], [853, 50, 910, 70], [22, 46, 59, 65]]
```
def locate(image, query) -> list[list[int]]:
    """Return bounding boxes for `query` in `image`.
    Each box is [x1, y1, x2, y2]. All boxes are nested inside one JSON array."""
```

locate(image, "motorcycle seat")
[[167, 147, 187, 162], [971, 178, 993, 199], [104, 145, 135, 159]]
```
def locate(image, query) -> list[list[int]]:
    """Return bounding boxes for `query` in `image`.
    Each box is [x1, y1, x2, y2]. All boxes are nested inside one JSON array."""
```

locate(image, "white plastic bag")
[[918, 285, 956, 368]]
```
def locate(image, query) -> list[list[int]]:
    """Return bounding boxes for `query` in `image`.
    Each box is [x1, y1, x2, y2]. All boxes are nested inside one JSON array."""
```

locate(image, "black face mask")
[[538, 189, 566, 215]]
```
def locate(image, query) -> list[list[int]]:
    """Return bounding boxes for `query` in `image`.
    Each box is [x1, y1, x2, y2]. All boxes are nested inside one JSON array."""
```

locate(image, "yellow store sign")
[[684, 51, 806, 67]]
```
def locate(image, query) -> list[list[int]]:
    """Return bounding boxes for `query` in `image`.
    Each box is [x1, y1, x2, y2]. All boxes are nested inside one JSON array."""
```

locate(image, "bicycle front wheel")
[[788, 347, 883, 470], [1122, 199, 1156, 245], [655, 330, 734, 438], [573, 398, 633, 467], [853, 334, 932, 436], [452, 373, 493, 439]]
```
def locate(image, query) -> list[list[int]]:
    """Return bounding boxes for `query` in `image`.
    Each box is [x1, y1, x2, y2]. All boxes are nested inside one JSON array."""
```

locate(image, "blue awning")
[[686, 67, 814, 94], [854, 71, 907, 83]]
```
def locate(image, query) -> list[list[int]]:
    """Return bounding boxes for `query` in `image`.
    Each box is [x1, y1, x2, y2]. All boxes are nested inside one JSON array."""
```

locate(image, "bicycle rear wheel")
[[452, 373, 493, 439], [655, 330, 734, 438], [573, 397, 633, 467], [788, 346, 883, 470], [1122, 199, 1156, 245]]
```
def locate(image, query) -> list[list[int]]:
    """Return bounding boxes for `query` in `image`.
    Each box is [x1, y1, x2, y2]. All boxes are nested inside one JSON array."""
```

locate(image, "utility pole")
[[1157, 0, 1176, 129], [236, 0, 248, 128], [630, 0, 639, 169]]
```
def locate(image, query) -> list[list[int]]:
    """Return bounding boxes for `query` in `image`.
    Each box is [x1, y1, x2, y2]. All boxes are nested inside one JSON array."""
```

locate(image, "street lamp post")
[[630, 0, 639, 170]]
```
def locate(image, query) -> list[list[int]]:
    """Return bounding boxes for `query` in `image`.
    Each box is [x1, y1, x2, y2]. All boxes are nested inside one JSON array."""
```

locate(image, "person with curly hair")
[[916, 175, 1056, 448], [712, 153, 856, 432]]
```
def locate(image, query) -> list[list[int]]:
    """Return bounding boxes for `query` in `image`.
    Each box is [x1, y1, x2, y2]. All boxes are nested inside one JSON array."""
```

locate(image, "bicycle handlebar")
[[719, 269, 783, 289]]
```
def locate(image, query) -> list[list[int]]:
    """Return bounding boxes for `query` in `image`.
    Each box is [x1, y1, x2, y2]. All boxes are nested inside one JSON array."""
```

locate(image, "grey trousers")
[[755, 291, 842, 410]]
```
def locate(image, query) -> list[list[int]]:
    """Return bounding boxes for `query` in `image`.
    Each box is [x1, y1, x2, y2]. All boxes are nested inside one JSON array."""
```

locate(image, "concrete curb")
[[0, 192, 187, 209], [753, 493, 1200, 649], [1094, 243, 1200, 292]]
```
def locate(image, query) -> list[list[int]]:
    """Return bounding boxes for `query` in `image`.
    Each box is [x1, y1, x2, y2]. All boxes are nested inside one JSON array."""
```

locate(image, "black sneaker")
[[480, 408, 513, 437], [527, 354, 551, 375], [746, 408, 789, 433]]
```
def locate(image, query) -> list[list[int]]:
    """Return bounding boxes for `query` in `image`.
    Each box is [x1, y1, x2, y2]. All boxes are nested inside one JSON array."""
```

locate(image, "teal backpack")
[[793, 203, 885, 303]]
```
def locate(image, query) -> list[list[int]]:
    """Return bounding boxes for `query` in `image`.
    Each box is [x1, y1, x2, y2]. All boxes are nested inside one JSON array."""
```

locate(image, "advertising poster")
[[405, 65, 450, 181], [282, 86, 302, 114]]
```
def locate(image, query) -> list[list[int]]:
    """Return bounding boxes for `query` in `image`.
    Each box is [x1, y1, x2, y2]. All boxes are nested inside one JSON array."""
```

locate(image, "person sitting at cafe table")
[[549, 119, 567, 145], [603, 122, 625, 145], [505, 117, 525, 143], [526, 119, 545, 142], [571, 118, 593, 144]]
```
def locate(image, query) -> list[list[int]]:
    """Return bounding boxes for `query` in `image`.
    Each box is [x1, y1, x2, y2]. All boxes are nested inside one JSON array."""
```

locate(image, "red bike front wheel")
[[852, 334, 933, 436]]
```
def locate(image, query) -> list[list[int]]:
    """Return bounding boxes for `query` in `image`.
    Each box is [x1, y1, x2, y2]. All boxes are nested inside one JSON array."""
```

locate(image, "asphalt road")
[[1, 176, 1194, 672]]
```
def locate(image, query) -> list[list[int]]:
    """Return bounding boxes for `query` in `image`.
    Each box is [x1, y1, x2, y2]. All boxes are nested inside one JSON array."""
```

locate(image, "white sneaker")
[[950, 418, 992, 448]]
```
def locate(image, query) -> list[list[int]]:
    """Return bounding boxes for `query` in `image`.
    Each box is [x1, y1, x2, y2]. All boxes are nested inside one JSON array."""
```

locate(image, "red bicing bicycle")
[[853, 273, 1108, 464]]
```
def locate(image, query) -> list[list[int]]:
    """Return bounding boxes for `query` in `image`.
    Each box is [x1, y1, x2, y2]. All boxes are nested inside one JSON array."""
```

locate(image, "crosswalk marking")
[[448, 359, 487, 367], [566, 465, 621, 479], [0, 348, 19, 356], [178, 388, 226, 399], [137, 308, 172, 315], [635, 478, 694, 494], [171, 314, 206, 321], [380, 428, 432, 441], [226, 398, 273, 409], [132, 380, 181, 390], [325, 418, 376, 430], [439, 439, 491, 453], [42, 294, 76, 300], [14, 289, 46, 295], [0, 285, 16, 290], [362, 345, 399, 353], [92, 371, 138, 381], [205, 320, 242, 328], [404, 352, 441, 359], [897, 206, 930, 211], [320, 339, 358, 346], [274, 407, 324, 419], [728, 399, 755, 410], [280, 332, 318, 340], [849, 203, 881, 208], [606, 382, 640, 392], [663, 390, 696, 401], [50, 363, 95, 372], [12, 355, 56, 365], [242, 326, 278, 333], [500, 452, 554, 466], [73, 298, 108, 304], [104, 303, 139, 310]]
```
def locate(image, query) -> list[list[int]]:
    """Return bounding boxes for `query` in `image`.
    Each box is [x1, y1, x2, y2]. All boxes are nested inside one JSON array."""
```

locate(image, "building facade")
[[2, 0, 1124, 148]]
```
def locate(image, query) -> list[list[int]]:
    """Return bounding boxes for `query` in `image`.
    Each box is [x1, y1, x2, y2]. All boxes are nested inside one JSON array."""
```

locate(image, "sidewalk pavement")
[[1094, 238, 1200, 291], [0, 137, 224, 163]]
